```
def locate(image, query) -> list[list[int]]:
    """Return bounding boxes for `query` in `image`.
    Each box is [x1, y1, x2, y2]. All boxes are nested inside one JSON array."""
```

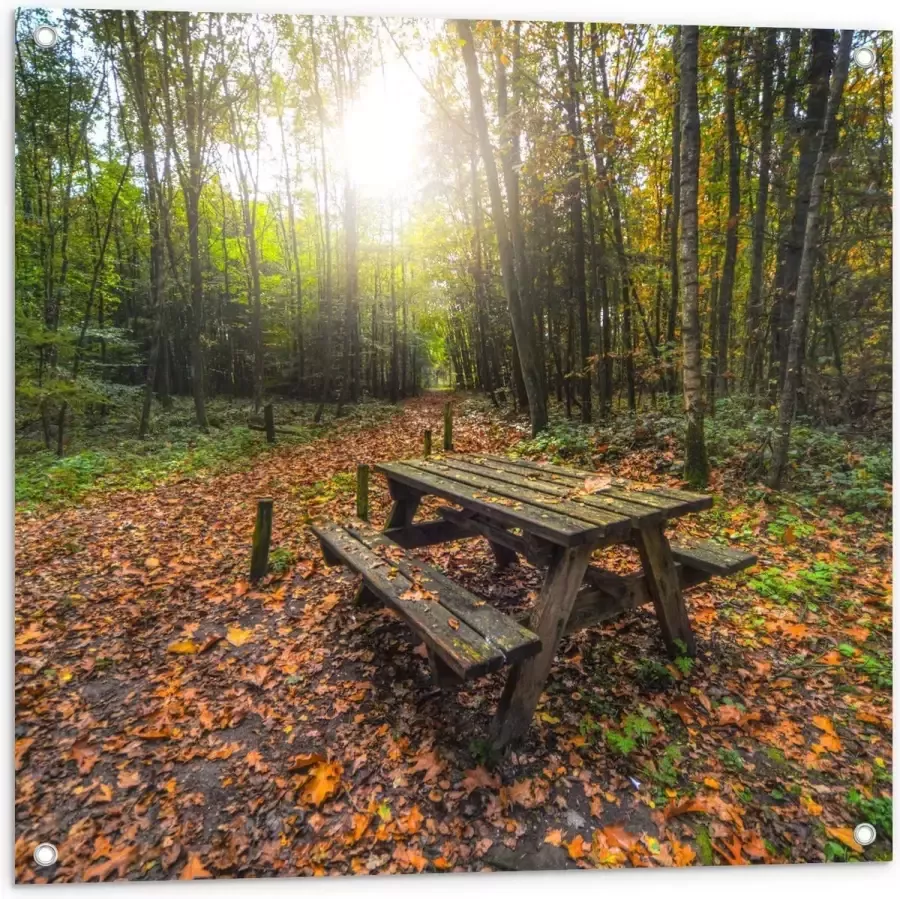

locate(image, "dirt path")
[[15, 393, 893, 880]]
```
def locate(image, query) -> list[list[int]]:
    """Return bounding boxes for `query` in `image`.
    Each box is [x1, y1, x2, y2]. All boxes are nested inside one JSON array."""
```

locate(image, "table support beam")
[[384, 480, 423, 530], [634, 524, 697, 658], [490, 543, 594, 749]]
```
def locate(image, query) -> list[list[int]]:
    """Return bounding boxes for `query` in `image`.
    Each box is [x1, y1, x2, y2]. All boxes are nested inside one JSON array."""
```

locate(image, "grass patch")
[[16, 395, 400, 510]]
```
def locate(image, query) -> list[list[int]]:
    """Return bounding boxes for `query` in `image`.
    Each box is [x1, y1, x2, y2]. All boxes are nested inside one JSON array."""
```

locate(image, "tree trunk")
[[745, 29, 776, 393], [456, 19, 547, 435], [565, 22, 591, 422], [770, 31, 852, 488], [771, 30, 833, 398], [678, 26, 709, 487], [715, 33, 741, 400]]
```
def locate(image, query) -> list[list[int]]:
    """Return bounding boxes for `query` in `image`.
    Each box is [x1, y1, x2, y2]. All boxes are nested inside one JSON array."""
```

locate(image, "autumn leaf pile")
[[15, 394, 892, 881]]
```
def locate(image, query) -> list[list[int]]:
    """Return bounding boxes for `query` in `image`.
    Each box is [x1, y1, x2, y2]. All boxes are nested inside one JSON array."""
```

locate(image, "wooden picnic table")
[[372, 452, 728, 747]]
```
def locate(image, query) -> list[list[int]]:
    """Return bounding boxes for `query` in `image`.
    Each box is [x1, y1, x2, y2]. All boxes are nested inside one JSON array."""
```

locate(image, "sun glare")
[[340, 58, 423, 199]]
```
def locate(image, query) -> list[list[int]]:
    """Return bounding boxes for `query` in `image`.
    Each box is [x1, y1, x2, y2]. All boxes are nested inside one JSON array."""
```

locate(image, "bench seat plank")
[[311, 521, 541, 679], [344, 523, 542, 664], [670, 540, 757, 576]]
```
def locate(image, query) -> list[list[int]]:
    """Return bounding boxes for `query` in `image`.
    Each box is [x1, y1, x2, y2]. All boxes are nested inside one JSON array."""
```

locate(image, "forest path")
[[15, 393, 893, 880]]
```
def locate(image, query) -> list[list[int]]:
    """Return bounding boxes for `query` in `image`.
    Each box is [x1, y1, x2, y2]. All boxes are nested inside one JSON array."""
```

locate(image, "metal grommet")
[[32, 25, 58, 49], [853, 46, 876, 69], [853, 822, 876, 847], [33, 843, 58, 867]]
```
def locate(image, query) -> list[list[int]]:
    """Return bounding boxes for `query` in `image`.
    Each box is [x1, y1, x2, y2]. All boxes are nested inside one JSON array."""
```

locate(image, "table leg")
[[488, 540, 517, 570], [384, 479, 422, 530], [634, 523, 697, 658], [490, 542, 594, 749]]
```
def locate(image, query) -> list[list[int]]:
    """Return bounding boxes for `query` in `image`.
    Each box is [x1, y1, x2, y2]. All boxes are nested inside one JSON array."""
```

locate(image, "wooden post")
[[443, 401, 453, 451], [263, 403, 275, 444], [356, 464, 370, 521], [423, 429, 432, 458], [250, 498, 273, 582]]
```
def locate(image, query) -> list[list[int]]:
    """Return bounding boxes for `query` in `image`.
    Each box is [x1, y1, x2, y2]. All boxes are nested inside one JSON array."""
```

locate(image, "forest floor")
[[15, 391, 892, 881]]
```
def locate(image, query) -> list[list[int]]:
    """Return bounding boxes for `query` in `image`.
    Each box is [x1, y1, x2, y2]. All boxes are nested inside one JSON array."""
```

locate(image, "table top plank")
[[466, 453, 712, 516], [408, 458, 633, 536], [376, 461, 602, 546], [434, 456, 664, 526]]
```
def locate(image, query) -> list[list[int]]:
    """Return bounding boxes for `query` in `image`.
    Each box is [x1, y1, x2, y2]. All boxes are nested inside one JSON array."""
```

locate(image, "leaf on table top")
[[582, 475, 612, 493]]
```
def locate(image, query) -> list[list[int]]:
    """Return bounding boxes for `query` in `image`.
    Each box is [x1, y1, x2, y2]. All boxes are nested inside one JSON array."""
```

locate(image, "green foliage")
[[718, 748, 745, 772], [847, 790, 892, 838], [15, 396, 399, 509], [268, 548, 296, 576], [605, 711, 655, 757]]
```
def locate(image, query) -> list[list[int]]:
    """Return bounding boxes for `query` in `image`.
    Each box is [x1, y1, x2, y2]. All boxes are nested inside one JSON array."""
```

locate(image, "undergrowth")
[[15, 392, 400, 510]]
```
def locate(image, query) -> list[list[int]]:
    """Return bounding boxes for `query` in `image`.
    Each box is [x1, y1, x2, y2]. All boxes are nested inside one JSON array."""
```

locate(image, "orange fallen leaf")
[[672, 839, 696, 867], [300, 760, 342, 806], [145, 557, 160, 570], [703, 777, 720, 790], [15, 737, 34, 771], [825, 826, 862, 853], [180, 853, 212, 880], [226, 625, 253, 646], [567, 834, 586, 860], [447, 617, 460, 630], [84, 846, 136, 881], [544, 829, 564, 847], [716, 705, 743, 726], [812, 715, 836, 736], [167, 639, 201, 655]]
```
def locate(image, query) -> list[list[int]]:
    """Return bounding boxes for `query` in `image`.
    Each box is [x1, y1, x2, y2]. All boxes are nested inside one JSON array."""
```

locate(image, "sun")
[[340, 57, 423, 199]]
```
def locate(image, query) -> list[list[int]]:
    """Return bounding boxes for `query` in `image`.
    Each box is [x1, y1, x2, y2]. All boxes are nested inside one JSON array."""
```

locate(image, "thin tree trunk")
[[745, 29, 776, 393], [770, 31, 852, 488], [715, 33, 741, 400], [679, 26, 709, 486], [456, 19, 547, 435]]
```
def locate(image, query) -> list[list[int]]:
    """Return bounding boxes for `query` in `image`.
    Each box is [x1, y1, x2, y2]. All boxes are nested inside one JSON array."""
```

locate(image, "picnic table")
[[313, 452, 755, 749]]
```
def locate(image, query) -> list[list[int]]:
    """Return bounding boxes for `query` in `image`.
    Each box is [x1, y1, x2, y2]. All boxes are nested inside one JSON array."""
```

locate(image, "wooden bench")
[[311, 520, 542, 686], [562, 539, 757, 635], [670, 540, 757, 587]]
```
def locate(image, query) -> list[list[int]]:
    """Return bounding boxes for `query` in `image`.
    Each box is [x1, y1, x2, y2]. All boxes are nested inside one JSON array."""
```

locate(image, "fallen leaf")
[[544, 829, 564, 847], [84, 846, 136, 881], [15, 737, 34, 771], [180, 853, 212, 880], [825, 826, 863, 853], [167, 639, 201, 655], [567, 834, 586, 860], [226, 626, 253, 646], [300, 760, 342, 806]]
